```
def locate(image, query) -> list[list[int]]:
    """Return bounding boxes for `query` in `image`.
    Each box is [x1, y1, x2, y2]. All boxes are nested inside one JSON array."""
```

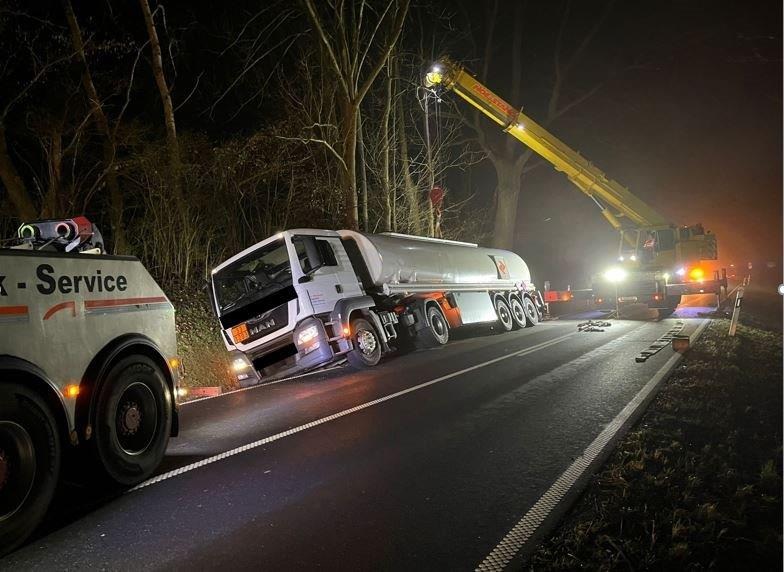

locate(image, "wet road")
[[3, 315, 707, 570]]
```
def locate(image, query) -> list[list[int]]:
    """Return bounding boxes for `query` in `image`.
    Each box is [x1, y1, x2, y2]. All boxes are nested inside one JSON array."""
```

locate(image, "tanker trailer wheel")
[[508, 296, 527, 330], [494, 297, 514, 332], [523, 296, 540, 327], [0, 383, 61, 557], [346, 318, 383, 368], [415, 305, 450, 349], [92, 355, 171, 486]]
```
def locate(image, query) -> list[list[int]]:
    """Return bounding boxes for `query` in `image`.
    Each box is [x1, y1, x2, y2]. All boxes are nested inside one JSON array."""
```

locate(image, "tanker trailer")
[[209, 229, 544, 378]]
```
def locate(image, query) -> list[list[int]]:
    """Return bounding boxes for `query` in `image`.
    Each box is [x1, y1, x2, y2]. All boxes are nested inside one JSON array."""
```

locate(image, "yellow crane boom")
[[425, 57, 670, 233]]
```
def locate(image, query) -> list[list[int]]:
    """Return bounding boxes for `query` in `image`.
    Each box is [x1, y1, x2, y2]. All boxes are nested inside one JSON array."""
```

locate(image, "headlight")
[[232, 357, 251, 372], [296, 324, 319, 346], [676, 267, 686, 277], [603, 267, 627, 282]]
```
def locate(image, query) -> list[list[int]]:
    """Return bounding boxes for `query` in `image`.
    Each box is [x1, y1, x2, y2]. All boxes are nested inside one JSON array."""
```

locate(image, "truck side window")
[[315, 239, 338, 267]]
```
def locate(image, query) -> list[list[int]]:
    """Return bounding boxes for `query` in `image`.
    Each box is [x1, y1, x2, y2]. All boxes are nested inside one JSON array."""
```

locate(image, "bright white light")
[[630, 255, 637, 261], [676, 267, 686, 277], [431, 64, 441, 73], [618, 256, 625, 262], [296, 324, 319, 346], [176, 387, 188, 398], [516, 123, 524, 130], [603, 267, 628, 283], [232, 357, 250, 372], [778, 284, 784, 296], [663, 273, 670, 281]]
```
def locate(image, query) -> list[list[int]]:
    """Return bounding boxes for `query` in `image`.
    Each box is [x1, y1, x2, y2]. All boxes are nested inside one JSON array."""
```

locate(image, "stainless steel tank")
[[339, 231, 531, 293]]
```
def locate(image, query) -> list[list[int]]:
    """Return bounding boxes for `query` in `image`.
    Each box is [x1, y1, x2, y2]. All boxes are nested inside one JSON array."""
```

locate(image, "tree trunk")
[[380, 56, 393, 232], [41, 126, 63, 218], [341, 98, 359, 230], [0, 124, 36, 220], [62, 0, 126, 252], [139, 0, 182, 207], [356, 107, 369, 232], [395, 83, 421, 235], [492, 159, 523, 249]]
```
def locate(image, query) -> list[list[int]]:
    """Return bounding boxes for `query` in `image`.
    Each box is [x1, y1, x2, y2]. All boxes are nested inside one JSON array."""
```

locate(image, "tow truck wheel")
[[523, 296, 540, 327], [92, 355, 171, 486], [494, 297, 514, 332], [0, 383, 60, 557], [509, 297, 527, 330], [346, 318, 382, 369]]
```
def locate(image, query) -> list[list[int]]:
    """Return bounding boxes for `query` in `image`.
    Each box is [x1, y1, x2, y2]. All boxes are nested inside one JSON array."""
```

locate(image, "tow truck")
[[425, 57, 727, 316], [0, 217, 180, 555]]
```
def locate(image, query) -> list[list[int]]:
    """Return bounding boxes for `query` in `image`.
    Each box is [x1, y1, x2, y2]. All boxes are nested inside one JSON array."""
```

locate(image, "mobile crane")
[[425, 56, 727, 315]]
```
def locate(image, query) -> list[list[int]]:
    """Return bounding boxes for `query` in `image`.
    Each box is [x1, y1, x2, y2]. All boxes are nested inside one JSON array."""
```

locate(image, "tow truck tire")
[[346, 318, 383, 369], [415, 305, 450, 349], [657, 295, 681, 319], [494, 297, 514, 332], [509, 296, 527, 330], [0, 383, 60, 557], [523, 296, 540, 327], [92, 355, 171, 486]]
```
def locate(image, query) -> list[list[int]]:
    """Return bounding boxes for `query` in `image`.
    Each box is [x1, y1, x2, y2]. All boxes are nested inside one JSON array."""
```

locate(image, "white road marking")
[[131, 330, 578, 492], [475, 319, 710, 571]]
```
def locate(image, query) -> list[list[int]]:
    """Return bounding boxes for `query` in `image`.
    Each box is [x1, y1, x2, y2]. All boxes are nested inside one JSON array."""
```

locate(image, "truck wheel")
[[92, 355, 171, 486], [509, 297, 527, 330], [494, 297, 514, 332], [346, 318, 382, 368], [523, 296, 539, 327], [657, 295, 681, 319], [415, 305, 450, 349], [0, 383, 61, 556]]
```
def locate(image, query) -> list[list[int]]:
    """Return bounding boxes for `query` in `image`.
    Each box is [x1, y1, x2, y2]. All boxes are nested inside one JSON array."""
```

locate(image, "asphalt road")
[[3, 313, 707, 571]]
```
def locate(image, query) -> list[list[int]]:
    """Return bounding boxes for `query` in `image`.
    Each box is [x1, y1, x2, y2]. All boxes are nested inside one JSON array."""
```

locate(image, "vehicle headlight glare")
[[232, 357, 250, 372], [296, 324, 319, 346], [603, 267, 627, 283]]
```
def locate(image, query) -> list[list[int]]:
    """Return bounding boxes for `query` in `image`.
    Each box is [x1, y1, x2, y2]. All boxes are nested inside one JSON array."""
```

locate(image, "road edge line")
[[476, 319, 711, 571], [132, 331, 578, 492]]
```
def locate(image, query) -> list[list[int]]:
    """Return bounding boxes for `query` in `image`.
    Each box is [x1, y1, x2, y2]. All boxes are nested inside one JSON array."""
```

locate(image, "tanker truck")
[[209, 229, 544, 377]]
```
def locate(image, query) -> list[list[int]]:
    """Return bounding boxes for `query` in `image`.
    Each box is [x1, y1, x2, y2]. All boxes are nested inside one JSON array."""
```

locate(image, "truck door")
[[292, 236, 363, 315]]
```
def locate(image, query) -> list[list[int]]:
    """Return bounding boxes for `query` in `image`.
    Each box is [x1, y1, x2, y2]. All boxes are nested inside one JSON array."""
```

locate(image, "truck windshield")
[[212, 239, 292, 314]]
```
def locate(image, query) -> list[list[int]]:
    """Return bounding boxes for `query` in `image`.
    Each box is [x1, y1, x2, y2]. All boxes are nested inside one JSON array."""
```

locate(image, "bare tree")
[[62, 0, 127, 251], [301, 0, 410, 230], [469, 0, 614, 249], [139, 0, 183, 207]]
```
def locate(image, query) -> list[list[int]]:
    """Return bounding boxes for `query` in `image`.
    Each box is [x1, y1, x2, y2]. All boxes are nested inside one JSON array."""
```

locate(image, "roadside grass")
[[169, 285, 237, 394], [529, 317, 782, 570]]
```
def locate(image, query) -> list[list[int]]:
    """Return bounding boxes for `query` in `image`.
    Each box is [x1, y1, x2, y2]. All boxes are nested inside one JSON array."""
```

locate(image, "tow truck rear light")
[[688, 267, 705, 281], [231, 323, 250, 343]]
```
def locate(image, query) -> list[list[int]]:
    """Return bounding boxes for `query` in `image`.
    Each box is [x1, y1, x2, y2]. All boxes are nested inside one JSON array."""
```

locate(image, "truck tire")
[[523, 296, 539, 327], [92, 355, 171, 486], [657, 295, 681, 319], [415, 305, 450, 349], [509, 296, 527, 330], [0, 383, 61, 557], [346, 318, 382, 368], [494, 297, 514, 332]]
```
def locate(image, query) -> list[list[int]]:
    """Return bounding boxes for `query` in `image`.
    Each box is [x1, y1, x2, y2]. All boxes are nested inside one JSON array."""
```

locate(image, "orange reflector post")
[[64, 384, 80, 399], [231, 323, 250, 343]]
